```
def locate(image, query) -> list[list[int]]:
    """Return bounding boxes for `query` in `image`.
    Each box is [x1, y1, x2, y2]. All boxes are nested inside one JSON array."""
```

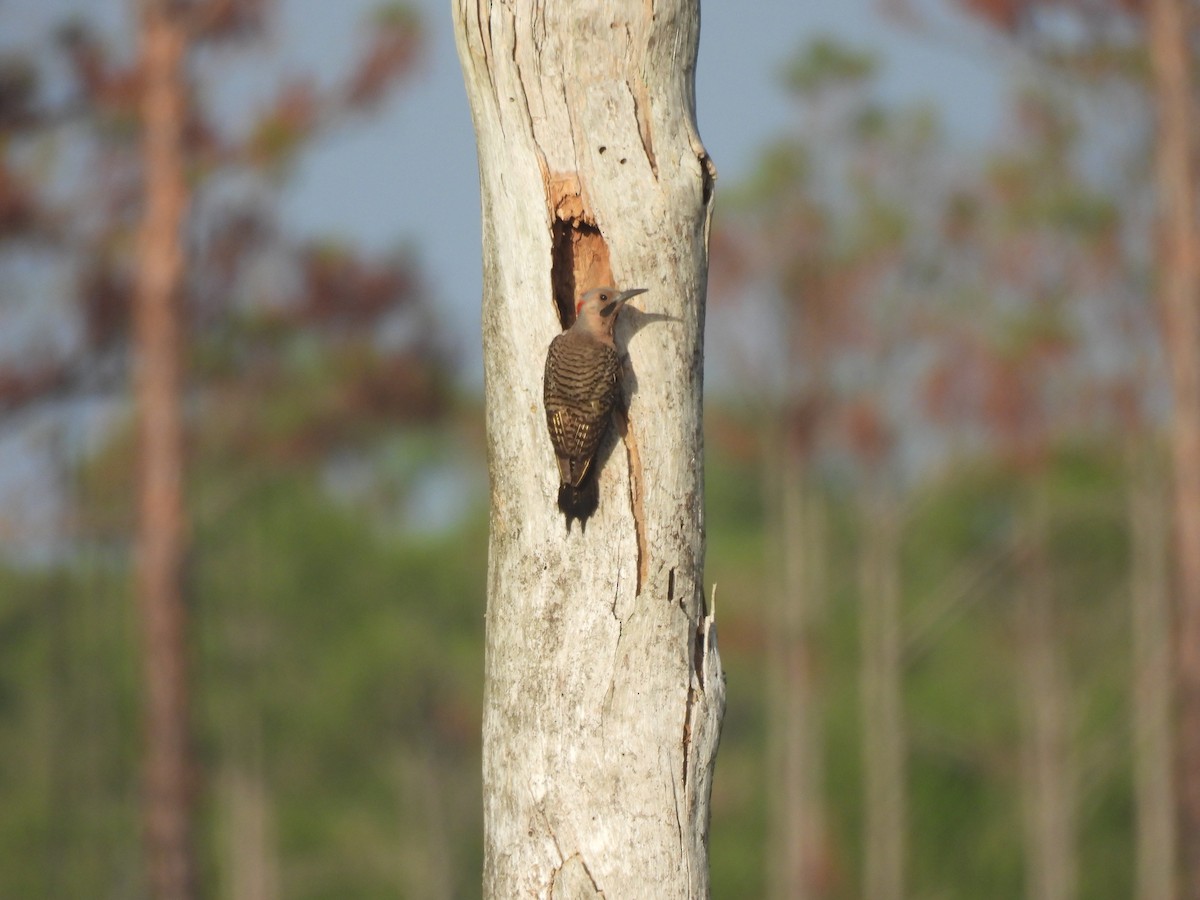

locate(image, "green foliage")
[[373, 2, 422, 29], [986, 90, 1119, 241], [0, 427, 1151, 896], [0, 452, 486, 898], [731, 138, 811, 211], [782, 37, 878, 96], [193, 471, 485, 898], [702, 437, 1137, 898], [847, 189, 910, 255], [992, 302, 1074, 361], [1036, 188, 1119, 238], [0, 565, 141, 897]]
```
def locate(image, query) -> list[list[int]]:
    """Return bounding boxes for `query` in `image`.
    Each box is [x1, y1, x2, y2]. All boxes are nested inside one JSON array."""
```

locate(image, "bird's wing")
[[543, 340, 621, 487]]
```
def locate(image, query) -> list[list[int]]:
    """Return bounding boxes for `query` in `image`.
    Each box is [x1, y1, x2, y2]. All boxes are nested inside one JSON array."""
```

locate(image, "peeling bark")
[[452, 2, 724, 897]]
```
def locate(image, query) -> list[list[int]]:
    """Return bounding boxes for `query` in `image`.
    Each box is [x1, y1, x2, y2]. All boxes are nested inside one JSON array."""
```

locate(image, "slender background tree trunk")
[[859, 484, 905, 900], [1148, 1, 1200, 894], [453, 1, 724, 897], [1016, 492, 1076, 900], [221, 764, 279, 900], [134, 2, 195, 897], [1128, 445, 1175, 900], [767, 445, 830, 900]]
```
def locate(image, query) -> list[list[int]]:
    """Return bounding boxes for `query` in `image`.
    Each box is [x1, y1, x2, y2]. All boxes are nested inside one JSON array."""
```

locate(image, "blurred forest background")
[[0, 0, 1196, 898]]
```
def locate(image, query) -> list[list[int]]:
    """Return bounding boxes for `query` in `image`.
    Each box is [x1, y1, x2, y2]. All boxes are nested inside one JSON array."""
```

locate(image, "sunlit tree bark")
[[134, 2, 194, 897], [1148, 2, 1200, 894], [452, 1, 724, 896]]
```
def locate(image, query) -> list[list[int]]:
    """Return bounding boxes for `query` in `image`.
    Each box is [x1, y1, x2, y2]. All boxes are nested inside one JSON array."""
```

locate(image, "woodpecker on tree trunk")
[[543, 285, 646, 531]]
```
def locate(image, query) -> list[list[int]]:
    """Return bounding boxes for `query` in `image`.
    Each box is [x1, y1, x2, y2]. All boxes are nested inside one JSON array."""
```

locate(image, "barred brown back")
[[543, 330, 622, 488]]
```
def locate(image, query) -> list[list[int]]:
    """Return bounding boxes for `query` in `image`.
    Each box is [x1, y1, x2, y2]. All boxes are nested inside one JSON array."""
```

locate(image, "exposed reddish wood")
[[134, 3, 195, 898]]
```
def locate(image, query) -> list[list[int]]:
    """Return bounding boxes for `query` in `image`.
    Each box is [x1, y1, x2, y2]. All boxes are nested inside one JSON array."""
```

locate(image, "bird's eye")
[[600, 293, 608, 301]]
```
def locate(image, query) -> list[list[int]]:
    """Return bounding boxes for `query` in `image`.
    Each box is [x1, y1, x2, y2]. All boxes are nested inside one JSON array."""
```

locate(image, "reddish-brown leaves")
[[346, 8, 422, 108]]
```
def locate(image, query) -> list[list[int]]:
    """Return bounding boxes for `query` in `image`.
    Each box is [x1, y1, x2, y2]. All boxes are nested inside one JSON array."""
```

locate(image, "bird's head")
[[573, 286, 647, 338]]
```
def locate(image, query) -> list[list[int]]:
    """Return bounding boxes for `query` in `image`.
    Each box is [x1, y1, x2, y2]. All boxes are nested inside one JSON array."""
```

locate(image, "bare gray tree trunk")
[[452, 2, 724, 897], [220, 765, 279, 900], [1016, 493, 1076, 900], [767, 447, 830, 900], [398, 745, 456, 900], [859, 486, 905, 900], [1128, 447, 1176, 900], [1148, 1, 1200, 893]]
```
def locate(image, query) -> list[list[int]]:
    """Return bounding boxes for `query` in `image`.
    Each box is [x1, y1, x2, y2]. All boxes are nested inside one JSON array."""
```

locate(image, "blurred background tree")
[[1, 0, 465, 897], [0, 0, 1192, 897]]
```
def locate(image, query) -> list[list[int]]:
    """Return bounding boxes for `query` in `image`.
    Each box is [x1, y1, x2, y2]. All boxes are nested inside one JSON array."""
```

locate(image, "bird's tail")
[[557, 474, 599, 532]]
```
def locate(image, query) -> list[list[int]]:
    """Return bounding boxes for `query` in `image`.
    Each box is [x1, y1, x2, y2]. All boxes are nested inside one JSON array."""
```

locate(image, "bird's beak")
[[616, 288, 648, 308]]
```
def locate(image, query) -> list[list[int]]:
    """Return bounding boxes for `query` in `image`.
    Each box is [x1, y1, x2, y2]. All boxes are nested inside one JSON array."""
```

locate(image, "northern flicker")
[[543, 285, 646, 530]]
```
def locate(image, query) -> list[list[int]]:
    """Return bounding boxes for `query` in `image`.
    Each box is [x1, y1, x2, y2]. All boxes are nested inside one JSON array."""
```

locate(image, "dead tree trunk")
[[221, 765, 279, 900], [1148, 0, 1200, 893], [1128, 447, 1176, 900], [134, 3, 195, 898], [859, 485, 905, 900], [1015, 493, 1076, 900], [766, 445, 830, 900], [452, 2, 724, 897]]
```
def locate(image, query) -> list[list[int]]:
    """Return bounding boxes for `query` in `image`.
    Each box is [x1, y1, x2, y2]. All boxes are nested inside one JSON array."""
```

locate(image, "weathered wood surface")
[[452, 2, 724, 896]]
